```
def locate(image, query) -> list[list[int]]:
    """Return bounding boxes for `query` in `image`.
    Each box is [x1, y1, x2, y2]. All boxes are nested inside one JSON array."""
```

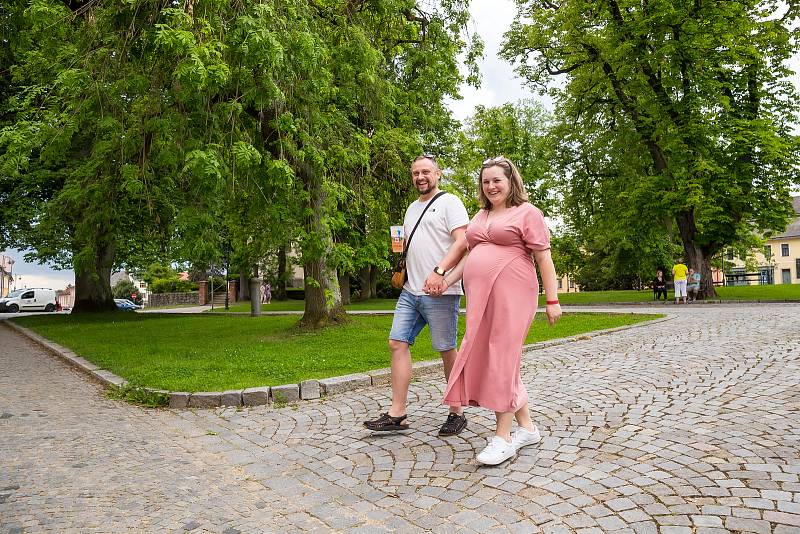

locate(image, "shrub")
[[149, 278, 198, 294], [112, 279, 143, 304]]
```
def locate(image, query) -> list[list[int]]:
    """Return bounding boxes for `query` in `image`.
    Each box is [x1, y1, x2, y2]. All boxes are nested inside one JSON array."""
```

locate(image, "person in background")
[[672, 259, 689, 304], [687, 268, 702, 302], [653, 269, 668, 301]]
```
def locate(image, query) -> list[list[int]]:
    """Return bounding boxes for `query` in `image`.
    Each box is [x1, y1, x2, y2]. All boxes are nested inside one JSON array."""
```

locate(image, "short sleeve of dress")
[[520, 204, 550, 252]]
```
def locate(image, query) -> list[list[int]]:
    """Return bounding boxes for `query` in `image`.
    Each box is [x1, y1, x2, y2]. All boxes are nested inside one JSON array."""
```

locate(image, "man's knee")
[[388, 339, 409, 353]]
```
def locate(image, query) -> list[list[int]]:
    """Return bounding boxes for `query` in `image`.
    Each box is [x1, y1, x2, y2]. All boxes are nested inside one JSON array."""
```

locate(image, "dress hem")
[[443, 398, 527, 414]]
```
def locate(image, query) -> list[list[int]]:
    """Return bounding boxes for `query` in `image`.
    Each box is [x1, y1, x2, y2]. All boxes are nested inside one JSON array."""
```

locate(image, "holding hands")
[[423, 270, 448, 296]]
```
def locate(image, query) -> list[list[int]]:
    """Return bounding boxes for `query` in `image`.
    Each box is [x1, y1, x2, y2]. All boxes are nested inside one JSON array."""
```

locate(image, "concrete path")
[[2, 304, 799, 533]]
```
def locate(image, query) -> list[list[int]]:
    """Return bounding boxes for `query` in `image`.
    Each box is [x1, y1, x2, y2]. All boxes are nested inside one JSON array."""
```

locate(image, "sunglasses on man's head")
[[414, 153, 437, 163]]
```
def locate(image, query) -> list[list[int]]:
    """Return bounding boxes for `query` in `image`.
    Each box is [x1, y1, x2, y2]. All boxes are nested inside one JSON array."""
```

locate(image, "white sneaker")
[[512, 425, 541, 450], [476, 436, 516, 465]]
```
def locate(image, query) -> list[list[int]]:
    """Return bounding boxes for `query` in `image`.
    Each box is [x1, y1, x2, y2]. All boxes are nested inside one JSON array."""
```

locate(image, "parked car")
[[0, 288, 58, 313], [114, 299, 142, 311]]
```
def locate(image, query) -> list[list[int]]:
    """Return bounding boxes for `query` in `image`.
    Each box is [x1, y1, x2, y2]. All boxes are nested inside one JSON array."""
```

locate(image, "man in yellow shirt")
[[672, 260, 689, 304]]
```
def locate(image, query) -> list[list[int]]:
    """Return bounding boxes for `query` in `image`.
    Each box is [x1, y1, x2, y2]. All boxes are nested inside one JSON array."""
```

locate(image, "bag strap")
[[402, 191, 447, 259]]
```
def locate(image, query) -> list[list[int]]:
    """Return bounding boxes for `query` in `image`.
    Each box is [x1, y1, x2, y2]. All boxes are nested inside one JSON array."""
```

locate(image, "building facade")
[[0, 255, 14, 297], [721, 196, 800, 285]]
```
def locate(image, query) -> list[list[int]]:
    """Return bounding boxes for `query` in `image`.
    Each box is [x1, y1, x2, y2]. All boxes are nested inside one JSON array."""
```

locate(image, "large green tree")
[[1, 0, 182, 312], [448, 101, 555, 215], [504, 0, 800, 297], [1, 0, 478, 323]]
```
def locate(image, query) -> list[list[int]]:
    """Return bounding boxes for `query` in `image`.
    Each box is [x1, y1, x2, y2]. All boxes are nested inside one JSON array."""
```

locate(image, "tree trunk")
[[338, 271, 350, 305], [325, 263, 345, 317], [358, 266, 372, 300], [676, 209, 717, 299], [299, 161, 346, 328], [72, 241, 116, 313], [275, 246, 287, 301], [369, 265, 378, 298]]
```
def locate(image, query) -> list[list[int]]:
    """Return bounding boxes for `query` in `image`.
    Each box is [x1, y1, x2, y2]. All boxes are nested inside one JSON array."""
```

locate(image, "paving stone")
[[242, 386, 270, 406], [4, 304, 800, 532], [763, 511, 800, 527], [723, 517, 771, 534]]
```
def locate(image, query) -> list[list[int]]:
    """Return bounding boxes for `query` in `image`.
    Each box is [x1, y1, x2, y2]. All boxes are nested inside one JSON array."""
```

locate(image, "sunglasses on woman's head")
[[482, 155, 509, 166]]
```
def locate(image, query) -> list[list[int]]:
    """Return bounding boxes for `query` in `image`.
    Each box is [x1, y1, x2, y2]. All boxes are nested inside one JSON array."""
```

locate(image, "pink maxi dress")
[[443, 202, 551, 413]]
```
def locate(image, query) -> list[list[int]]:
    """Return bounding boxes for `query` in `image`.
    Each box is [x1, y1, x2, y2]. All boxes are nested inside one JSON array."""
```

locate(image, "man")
[[364, 155, 470, 436], [686, 268, 701, 302], [672, 259, 689, 304]]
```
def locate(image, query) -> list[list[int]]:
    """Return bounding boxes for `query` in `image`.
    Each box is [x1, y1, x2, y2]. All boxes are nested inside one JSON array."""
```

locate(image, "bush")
[[149, 278, 198, 294], [112, 279, 143, 304]]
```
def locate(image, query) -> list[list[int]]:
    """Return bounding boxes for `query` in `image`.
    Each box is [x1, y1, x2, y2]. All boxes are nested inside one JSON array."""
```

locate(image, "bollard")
[[249, 277, 262, 316]]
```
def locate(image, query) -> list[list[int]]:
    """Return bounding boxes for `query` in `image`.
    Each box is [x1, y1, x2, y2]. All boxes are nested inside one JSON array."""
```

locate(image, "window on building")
[[569, 279, 575, 289], [796, 259, 800, 280], [764, 245, 772, 260], [782, 243, 790, 257], [557, 279, 563, 289], [140, 282, 147, 288], [726, 251, 734, 260]]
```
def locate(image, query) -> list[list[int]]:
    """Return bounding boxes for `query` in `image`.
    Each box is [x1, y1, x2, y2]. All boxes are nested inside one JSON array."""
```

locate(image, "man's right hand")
[[423, 272, 446, 296]]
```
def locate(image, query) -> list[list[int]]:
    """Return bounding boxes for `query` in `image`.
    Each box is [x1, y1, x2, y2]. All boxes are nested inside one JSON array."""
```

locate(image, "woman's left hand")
[[545, 303, 561, 326]]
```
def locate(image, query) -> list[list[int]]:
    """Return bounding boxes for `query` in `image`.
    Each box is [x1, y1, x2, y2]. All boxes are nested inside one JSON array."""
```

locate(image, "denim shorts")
[[389, 290, 460, 352]]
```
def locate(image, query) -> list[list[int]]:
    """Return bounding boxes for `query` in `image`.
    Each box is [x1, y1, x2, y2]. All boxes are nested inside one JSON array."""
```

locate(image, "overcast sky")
[[4, 0, 799, 291]]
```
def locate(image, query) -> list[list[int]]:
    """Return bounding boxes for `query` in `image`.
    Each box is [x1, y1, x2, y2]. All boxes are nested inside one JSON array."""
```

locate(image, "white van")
[[0, 288, 58, 313]]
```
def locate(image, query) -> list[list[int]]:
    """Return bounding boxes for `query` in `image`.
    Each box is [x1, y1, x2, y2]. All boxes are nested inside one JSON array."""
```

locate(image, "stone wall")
[[147, 292, 200, 308]]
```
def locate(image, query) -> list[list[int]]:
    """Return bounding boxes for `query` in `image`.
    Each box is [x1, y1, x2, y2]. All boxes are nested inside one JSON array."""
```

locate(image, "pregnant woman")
[[432, 156, 561, 465]]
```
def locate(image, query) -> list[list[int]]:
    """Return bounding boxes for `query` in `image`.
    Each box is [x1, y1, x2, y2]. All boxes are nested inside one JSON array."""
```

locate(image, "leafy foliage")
[[1, 0, 481, 321], [504, 0, 800, 294]]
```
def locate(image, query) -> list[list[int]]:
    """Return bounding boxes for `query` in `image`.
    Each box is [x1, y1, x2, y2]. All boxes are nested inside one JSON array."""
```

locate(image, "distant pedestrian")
[[672, 260, 688, 304], [261, 283, 271, 304], [653, 269, 667, 301], [687, 268, 701, 302]]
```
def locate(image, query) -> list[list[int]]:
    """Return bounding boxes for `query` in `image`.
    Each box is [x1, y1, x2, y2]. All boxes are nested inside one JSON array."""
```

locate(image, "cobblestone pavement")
[[2, 304, 800, 533]]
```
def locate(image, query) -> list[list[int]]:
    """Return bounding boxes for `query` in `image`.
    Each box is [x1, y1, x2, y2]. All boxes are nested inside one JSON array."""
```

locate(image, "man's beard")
[[416, 182, 434, 195]]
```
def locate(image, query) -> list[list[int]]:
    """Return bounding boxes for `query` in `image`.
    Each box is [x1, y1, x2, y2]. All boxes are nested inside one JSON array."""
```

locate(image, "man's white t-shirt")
[[402, 192, 469, 296]]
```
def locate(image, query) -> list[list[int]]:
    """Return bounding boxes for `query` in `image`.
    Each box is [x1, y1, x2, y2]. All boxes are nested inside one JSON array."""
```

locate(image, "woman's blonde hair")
[[477, 156, 528, 210]]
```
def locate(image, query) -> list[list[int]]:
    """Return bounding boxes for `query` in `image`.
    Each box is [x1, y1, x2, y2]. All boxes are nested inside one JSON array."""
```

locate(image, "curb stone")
[[2, 312, 671, 409], [271, 384, 300, 403], [300, 380, 320, 400], [319, 373, 372, 395]]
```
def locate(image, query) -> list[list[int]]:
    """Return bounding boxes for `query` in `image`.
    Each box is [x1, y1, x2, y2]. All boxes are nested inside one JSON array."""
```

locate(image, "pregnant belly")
[[465, 244, 535, 283]]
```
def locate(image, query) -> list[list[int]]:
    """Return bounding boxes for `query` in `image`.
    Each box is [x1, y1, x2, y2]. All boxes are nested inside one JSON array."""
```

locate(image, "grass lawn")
[[212, 298, 404, 313], [12, 311, 660, 392], [714, 284, 800, 300], [208, 283, 800, 313]]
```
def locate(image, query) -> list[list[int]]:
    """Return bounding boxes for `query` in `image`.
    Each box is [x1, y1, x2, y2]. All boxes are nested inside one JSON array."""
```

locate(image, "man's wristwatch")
[[433, 266, 446, 276]]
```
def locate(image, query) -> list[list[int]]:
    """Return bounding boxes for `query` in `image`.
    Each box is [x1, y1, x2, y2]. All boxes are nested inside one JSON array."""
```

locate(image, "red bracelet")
[[546, 300, 559, 305]]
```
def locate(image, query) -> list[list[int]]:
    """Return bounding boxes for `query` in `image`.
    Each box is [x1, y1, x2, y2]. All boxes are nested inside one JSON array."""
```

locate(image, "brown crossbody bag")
[[390, 192, 447, 290]]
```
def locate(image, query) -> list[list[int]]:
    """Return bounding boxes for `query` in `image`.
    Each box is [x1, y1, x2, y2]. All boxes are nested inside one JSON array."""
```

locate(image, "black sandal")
[[364, 412, 410, 431]]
